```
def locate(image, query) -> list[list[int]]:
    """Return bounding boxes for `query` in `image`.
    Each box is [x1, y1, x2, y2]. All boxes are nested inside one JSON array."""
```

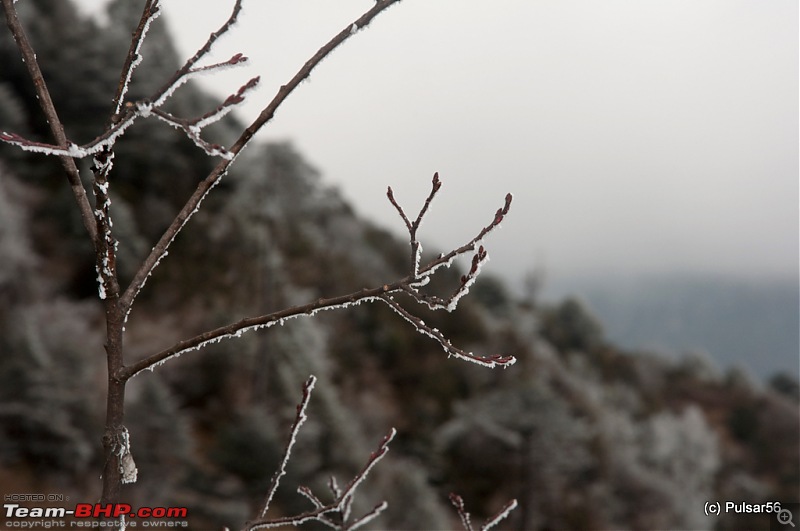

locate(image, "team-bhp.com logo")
[[4, 502, 188, 527]]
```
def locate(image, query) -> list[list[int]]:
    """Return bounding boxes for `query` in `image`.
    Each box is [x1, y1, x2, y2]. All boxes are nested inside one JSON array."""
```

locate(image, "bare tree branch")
[[120, 0, 403, 316], [120, 283, 398, 380], [120, 175, 515, 380], [0, 0, 98, 243]]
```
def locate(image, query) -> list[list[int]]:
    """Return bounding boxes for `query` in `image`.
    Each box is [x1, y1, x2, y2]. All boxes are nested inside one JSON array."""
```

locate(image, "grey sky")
[[80, 0, 799, 285]]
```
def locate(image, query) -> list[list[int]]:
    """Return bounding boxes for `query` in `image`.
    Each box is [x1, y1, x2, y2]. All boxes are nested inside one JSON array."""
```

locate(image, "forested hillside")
[[0, 1, 797, 529]]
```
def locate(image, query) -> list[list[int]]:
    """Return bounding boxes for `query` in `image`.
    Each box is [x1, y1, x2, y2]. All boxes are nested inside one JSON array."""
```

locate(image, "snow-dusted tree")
[[0, 0, 517, 527]]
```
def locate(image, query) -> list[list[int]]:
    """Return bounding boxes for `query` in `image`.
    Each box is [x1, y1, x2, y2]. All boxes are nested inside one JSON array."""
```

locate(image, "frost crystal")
[[117, 428, 138, 484], [115, 2, 162, 115]]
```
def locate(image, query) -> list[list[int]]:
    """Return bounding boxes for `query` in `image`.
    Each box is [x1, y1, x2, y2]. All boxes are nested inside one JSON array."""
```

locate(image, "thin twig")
[[450, 493, 474, 531], [110, 0, 161, 117], [258, 376, 317, 519], [168, 0, 244, 84], [379, 295, 515, 368], [481, 499, 519, 531], [346, 501, 389, 531]]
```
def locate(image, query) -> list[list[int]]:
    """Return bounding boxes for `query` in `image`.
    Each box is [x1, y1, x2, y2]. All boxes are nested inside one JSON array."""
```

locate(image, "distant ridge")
[[544, 273, 799, 379]]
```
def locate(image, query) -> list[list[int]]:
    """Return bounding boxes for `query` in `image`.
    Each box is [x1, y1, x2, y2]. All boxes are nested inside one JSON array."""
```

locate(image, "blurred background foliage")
[[0, 1, 797, 529]]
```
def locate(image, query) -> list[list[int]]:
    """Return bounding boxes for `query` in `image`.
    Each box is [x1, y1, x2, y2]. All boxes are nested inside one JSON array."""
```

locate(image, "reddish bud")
[[432, 172, 441, 191]]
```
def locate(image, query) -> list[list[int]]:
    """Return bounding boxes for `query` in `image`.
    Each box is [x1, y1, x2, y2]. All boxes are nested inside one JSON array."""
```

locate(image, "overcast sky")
[[79, 0, 799, 287]]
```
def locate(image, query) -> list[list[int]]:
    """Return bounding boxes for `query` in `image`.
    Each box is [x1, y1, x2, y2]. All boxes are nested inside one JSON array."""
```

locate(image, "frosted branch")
[[192, 76, 260, 129], [91, 156, 119, 300], [450, 493, 473, 531], [111, 0, 161, 117], [175, 0, 243, 75], [482, 499, 519, 531], [418, 191, 512, 280], [150, 76, 260, 159], [258, 375, 316, 519], [0, 0, 247, 161], [0, 53, 252, 160], [120, 287, 393, 380], [450, 494, 518, 531], [151, 108, 232, 159], [328, 476, 342, 499], [379, 295, 515, 369], [389, 174, 512, 312], [387, 172, 441, 276], [347, 502, 388, 531], [244, 428, 396, 531]]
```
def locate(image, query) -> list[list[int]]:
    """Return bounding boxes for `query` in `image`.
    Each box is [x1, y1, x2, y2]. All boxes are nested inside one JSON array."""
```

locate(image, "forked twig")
[[387, 172, 442, 276]]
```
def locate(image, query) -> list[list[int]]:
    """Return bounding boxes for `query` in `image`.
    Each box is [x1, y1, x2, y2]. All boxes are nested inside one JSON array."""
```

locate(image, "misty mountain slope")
[[0, 1, 797, 529]]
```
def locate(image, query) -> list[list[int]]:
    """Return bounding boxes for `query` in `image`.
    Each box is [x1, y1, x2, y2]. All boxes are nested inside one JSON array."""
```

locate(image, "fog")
[[79, 0, 798, 288]]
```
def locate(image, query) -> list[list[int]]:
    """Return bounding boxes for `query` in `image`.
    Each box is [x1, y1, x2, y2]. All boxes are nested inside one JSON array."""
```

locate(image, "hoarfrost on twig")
[[258, 375, 317, 519]]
